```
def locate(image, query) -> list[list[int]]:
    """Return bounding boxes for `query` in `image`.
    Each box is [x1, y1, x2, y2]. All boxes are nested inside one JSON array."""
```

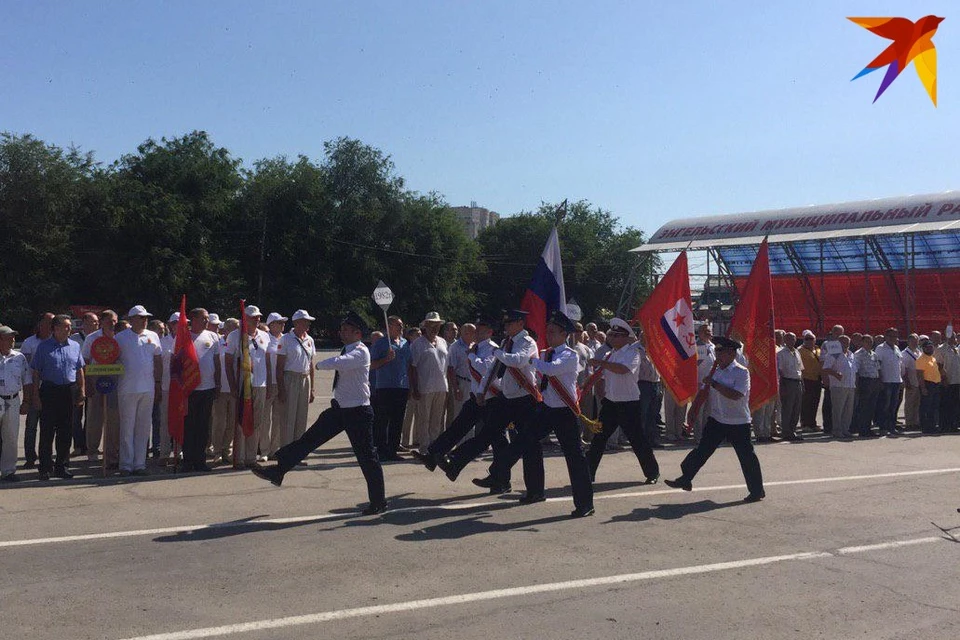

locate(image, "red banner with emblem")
[[167, 295, 200, 446]]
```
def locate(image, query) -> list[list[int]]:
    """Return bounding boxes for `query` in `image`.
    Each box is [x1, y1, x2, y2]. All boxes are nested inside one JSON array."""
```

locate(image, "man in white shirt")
[[226, 305, 271, 467], [81, 310, 122, 466], [412, 316, 501, 471], [666, 337, 765, 502], [446, 323, 474, 428], [496, 311, 594, 515], [115, 305, 162, 475], [19, 312, 53, 468], [264, 312, 287, 458], [776, 332, 804, 441], [874, 327, 904, 436], [901, 333, 921, 431], [0, 325, 32, 482], [156, 311, 180, 462], [253, 312, 387, 516], [585, 317, 660, 485], [182, 308, 221, 472], [210, 317, 238, 464], [438, 309, 537, 495], [691, 324, 716, 443], [409, 312, 449, 453], [934, 334, 960, 433], [275, 310, 316, 449], [822, 335, 858, 438]]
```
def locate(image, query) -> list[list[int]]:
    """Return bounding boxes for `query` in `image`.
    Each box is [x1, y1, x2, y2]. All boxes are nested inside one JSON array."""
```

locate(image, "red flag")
[[167, 295, 200, 446], [634, 251, 698, 405], [236, 299, 255, 438], [728, 238, 778, 411]]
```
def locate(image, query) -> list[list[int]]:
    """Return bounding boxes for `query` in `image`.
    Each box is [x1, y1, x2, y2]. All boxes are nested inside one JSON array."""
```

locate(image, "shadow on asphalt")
[[603, 499, 745, 524]]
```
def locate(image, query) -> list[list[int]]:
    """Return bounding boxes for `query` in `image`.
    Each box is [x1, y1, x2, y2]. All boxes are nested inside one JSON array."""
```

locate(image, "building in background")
[[452, 202, 499, 239]]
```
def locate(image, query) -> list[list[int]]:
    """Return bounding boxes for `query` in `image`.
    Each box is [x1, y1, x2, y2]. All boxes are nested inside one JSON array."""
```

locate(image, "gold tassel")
[[579, 415, 603, 434]]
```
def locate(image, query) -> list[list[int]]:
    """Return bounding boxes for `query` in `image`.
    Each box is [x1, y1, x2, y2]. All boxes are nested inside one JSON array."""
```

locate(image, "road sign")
[[372, 281, 394, 310]]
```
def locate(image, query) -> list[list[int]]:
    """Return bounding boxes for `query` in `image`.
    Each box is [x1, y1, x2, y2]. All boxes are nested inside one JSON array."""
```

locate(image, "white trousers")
[[119, 391, 154, 471], [0, 395, 21, 476]]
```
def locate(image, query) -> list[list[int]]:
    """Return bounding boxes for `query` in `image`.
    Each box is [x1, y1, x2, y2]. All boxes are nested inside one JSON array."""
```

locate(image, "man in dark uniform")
[[252, 312, 387, 515], [665, 336, 765, 502], [489, 310, 595, 516], [436, 309, 538, 494]]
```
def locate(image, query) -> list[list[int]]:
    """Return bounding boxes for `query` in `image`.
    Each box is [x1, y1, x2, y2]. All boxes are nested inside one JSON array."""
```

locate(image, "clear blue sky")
[[2, 1, 956, 239]]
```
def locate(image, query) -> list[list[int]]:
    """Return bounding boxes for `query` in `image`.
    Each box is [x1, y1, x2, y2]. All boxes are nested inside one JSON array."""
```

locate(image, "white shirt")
[[447, 338, 471, 380], [468, 339, 499, 396], [278, 331, 315, 374], [0, 350, 30, 395], [901, 347, 919, 385], [160, 334, 175, 391], [114, 328, 161, 394], [218, 337, 231, 392], [708, 360, 752, 424], [823, 351, 857, 389], [410, 335, 449, 394], [226, 328, 271, 388], [934, 344, 960, 384], [637, 345, 660, 383], [532, 344, 579, 409], [20, 334, 43, 365], [492, 330, 538, 399], [80, 329, 113, 363], [874, 342, 903, 383], [854, 348, 879, 378], [267, 332, 283, 380], [696, 341, 716, 383], [776, 347, 804, 380], [315, 340, 370, 408], [191, 330, 221, 391], [603, 342, 641, 402]]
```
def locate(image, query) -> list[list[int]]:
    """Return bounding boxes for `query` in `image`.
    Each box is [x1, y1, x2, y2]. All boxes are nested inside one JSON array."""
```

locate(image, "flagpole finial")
[[554, 199, 568, 226]]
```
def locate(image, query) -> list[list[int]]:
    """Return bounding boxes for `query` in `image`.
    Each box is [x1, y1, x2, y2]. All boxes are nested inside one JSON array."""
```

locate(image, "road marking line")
[[2, 467, 958, 549], [116, 535, 946, 640]]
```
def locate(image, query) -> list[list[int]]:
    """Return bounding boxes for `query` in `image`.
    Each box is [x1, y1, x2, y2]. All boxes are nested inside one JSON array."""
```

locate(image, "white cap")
[[422, 311, 444, 324], [266, 312, 288, 325], [608, 317, 636, 338], [126, 305, 153, 318], [208, 313, 222, 326], [168, 312, 181, 323], [244, 305, 262, 318], [291, 309, 315, 322], [802, 329, 815, 338]]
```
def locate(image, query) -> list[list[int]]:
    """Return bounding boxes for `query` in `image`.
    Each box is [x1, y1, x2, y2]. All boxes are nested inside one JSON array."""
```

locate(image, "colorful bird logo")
[[849, 15, 944, 106]]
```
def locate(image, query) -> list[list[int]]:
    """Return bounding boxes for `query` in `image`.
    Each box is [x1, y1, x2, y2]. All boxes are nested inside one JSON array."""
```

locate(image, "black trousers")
[[445, 396, 511, 483], [497, 405, 593, 510], [485, 396, 540, 493], [276, 403, 385, 505], [586, 398, 659, 481], [24, 408, 40, 464], [39, 383, 75, 472], [372, 388, 409, 454], [183, 388, 215, 466], [679, 417, 764, 496], [939, 384, 960, 432], [429, 395, 482, 457]]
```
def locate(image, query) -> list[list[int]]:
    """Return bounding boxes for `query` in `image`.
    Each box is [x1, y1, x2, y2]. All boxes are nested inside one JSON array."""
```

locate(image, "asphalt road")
[[2, 363, 959, 640]]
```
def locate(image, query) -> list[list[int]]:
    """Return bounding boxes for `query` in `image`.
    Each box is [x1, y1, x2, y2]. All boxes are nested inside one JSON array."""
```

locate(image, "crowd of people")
[[0, 304, 953, 515]]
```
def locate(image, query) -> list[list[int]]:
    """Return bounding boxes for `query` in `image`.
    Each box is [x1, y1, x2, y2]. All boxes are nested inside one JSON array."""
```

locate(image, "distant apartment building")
[[452, 202, 500, 239]]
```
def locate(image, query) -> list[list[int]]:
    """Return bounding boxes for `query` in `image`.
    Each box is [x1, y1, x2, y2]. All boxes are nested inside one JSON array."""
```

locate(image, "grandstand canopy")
[[633, 192, 960, 335]]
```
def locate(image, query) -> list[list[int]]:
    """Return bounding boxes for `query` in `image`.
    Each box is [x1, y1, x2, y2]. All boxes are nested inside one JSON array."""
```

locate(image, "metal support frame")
[[615, 254, 646, 319], [865, 236, 909, 331], [781, 241, 823, 332]]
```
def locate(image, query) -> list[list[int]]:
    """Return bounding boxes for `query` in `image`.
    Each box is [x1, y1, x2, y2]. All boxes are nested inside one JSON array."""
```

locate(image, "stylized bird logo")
[[849, 15, 944, 106]]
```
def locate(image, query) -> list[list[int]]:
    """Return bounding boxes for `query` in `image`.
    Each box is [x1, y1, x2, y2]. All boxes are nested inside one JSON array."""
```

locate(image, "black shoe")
[[859, 431, 878, 438], [472, 475, 494, 488], [361, 501, 388, 516], [22, 460, 36, 470], [131, 469, 149, 477], [1, 473, 20, 482], [251, 465, 284, 487], [37, 471, 50, 481], [518, 493, 546, 505], [571, 506, 595, 518], [437, 455, 457, 482], [489, 484, 512, 495], [379, 453, 403, 463], [53, 468, 73, 479], [743, 492, 766, 503], [642, 474, 659, 485], [664, 477, 693, 491], [785, 434, 804, 441], [195, 464, 213, 473], [411, 450, 437, 471]]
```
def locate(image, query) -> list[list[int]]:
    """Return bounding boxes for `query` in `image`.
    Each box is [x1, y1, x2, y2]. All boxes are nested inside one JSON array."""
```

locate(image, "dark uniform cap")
[[340, 311, 368, 333], [502, 309, 529, 323], [475, 313, 496, 327], [547, 310, 576, 333], [712, 336, 742, 351]]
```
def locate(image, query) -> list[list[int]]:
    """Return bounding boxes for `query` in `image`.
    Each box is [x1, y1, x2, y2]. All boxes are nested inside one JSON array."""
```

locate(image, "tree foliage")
[[0, 131, 649, 334]]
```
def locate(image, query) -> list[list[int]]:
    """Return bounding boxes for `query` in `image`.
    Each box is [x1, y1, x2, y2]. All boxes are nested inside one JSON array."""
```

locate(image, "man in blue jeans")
[[874, 328, 904, 437]]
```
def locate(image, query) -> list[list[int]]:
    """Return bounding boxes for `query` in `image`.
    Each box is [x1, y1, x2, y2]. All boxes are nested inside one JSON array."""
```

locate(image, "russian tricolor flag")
[[521, 226, 567, 350]]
